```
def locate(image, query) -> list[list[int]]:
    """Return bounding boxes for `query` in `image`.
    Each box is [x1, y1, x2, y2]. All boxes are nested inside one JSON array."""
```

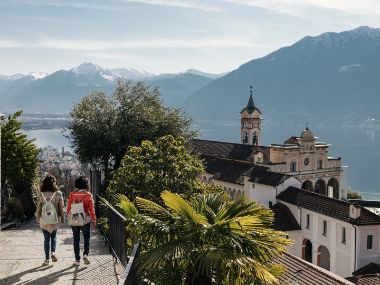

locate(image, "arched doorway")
[[328, 178, 339, 199], [317, 246, 330, 270], [315, 179, 327, 196], [302, 239, 312, 263], [302, 180, 313, 192]]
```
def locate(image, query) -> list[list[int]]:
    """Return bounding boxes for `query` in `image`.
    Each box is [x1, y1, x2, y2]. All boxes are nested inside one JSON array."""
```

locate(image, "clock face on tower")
[[304, 158, 309, 166]]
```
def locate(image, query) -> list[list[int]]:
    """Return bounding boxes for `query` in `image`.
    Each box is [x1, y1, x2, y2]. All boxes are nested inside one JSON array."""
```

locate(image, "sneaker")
[[73, 260, 80, 266], [83, 255, 90, 265], [51, 253, 57, 262], [43, 259, 50, 266]]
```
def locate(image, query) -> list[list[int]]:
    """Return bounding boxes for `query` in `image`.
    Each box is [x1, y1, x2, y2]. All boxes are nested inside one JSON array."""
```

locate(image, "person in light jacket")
[[36, 175, 64, 266], [67, 176, 96, 266]]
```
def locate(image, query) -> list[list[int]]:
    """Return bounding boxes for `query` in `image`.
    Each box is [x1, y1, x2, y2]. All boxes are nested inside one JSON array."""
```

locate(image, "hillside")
[[184, 26, 380, 124]]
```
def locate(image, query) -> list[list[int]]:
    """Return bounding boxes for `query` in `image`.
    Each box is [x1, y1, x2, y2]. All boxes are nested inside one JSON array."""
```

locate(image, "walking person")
[[36, 175, 65, 266], [67, 176, 96, 266]]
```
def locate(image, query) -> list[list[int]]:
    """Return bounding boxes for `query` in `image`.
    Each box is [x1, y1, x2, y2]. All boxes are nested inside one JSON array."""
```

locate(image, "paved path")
[[0, 220, 120, 285]]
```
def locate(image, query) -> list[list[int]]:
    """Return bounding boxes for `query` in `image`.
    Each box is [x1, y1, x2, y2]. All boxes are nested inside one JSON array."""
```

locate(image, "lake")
[[24, 120, 380, 200]]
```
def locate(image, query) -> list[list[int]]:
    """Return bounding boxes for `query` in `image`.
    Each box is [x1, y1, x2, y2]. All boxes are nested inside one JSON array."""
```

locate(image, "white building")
[[276, 187, 380, 278]]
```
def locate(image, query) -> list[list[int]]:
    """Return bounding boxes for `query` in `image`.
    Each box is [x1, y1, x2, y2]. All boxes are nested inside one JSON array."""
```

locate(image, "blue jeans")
[[71, 222, 91, 261], [42, 229, 57, 260]]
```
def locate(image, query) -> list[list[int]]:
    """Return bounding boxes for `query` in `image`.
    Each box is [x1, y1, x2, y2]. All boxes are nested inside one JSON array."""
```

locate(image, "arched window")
[[231, 189, 236, 200], [252, 131, 258, 146], [317, 160, 323, 169], [327, 178, 339, 199], [317, 246, 330, 270], [243, 132, 248, 144], [315, 179, 327, 196], [290, 161, 297, 172], [302, 239, 312, 263], [302, 180, 313, 192]]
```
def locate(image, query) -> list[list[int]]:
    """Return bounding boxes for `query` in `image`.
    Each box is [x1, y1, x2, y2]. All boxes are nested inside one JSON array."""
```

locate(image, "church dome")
[[300, 127, 314, 139]]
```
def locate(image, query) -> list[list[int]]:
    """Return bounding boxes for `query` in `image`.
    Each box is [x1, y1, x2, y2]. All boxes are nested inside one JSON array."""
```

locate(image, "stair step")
[[0, 222, 16, 230]]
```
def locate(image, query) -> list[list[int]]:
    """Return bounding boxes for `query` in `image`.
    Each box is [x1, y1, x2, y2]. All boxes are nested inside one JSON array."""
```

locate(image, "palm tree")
[[131, 190, 291, 285]]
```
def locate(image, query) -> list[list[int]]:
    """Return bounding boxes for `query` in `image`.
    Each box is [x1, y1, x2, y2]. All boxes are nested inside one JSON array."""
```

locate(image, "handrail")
[[119, 242, 141, 285], [95, 195, 141, 285], [95, 195, 127, 266]]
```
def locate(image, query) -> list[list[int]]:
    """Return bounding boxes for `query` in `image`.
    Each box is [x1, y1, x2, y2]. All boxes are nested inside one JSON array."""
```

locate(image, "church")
[[192, 87, 345, 200]]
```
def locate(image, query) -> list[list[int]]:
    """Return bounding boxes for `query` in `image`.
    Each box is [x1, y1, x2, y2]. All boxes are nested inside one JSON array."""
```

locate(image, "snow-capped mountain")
[[0, 62, 219, 112]]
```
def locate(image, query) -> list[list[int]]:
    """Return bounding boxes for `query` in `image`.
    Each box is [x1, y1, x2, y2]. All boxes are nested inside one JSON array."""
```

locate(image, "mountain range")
[[184, 26, 380, 124], [0, 63, 221, 112], [1, 26, 380, 127]]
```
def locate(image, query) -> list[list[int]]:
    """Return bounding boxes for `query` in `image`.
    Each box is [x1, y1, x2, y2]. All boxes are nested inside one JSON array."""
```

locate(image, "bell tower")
[[240, 86, 262, 145]]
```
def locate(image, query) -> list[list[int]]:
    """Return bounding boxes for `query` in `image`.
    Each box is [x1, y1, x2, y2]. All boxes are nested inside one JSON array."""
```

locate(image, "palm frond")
[[161, 191, 209, 226]]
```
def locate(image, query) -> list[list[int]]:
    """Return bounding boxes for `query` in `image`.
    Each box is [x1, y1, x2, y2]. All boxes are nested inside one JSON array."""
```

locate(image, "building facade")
[[277, 187, 380, 278], [193, 89, 345, 199]]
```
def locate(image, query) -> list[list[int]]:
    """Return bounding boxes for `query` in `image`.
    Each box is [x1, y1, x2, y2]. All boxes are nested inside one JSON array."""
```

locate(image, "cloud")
[[0, 37, 273, 50], [6, 0, 220, 12], [120, 0, 221, 12], [0, 39, 26, 48], [4, 0, 122, 11], [223, 0, 380, 16]]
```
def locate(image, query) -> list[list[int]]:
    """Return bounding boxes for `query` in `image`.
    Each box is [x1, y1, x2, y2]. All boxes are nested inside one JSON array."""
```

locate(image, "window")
[[243, 132, 248, 144], [342, 227, 346, 244], [317, 160, 323, 169], [269, 201, 273, 208], [306, 214, 310, 229], [322, 220, 327, 236], [290, 161, 297, 172], [367, 235, 373, 249]]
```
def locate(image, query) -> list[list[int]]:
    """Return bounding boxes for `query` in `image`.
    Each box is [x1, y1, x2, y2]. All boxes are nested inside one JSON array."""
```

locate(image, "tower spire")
[[246, 86, 255, 113]]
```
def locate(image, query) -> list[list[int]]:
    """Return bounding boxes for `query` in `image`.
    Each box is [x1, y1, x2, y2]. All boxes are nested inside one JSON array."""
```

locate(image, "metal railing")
[[96, 195, 127, 266], [95, 195, 141, 285]]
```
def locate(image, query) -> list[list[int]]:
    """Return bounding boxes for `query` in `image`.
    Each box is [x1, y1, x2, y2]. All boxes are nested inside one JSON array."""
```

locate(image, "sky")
[[1, 0, 380, 75]]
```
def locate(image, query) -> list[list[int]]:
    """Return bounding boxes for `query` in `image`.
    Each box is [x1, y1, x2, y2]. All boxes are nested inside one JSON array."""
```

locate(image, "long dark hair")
[[40, 175, 59, 192]]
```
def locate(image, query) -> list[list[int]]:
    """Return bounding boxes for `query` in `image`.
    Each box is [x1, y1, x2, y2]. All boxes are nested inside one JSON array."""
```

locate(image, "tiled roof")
[[353, 262, 380, 276], [191, 139, 270, 163], [277, 187, 380, 225], [202, 156, 291, 187], [275, 253, 354, 285], [203, 156, 253, 185], [271, 203, 301, 231], [347, 275, 380, 285], [349, 200, 380, 208], [248, 168, 291, 186]]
